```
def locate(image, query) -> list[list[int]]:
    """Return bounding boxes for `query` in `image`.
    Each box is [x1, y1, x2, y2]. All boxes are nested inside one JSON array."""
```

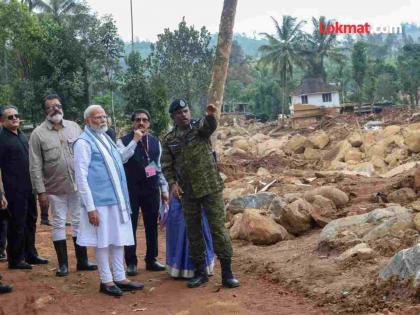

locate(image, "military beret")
[[169, 99, 188, 114]]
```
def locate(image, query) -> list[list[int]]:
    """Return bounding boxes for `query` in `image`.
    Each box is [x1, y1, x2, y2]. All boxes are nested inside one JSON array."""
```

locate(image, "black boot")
[[53, 240, 68, 277], [220, 258, 240, 288], [0, 283, 13, 294], [73, 237, 97, 271], [187, 264, 208, 288]]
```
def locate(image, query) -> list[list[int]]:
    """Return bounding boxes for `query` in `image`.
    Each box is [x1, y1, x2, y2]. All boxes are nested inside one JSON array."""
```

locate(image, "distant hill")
[[124, 41, 152, 58], [210, 33, 268, 58], [124, 33, 268, 59]]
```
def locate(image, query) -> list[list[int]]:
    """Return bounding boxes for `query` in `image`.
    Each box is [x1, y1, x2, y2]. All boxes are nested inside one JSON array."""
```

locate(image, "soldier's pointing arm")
[[198, 104, 218, 138]]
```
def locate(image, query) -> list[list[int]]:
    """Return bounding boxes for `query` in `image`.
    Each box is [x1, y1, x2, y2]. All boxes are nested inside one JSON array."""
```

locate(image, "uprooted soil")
[[0, 223, 329, 315]]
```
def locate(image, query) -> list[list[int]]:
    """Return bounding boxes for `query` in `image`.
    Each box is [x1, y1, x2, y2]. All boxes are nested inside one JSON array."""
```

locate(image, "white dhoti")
[[74, 129, 135, 284], [77, 205, 134, 248]]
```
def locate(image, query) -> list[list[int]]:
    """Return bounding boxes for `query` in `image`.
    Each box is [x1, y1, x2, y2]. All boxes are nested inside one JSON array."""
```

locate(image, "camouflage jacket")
[[161, 115, 223, 199]]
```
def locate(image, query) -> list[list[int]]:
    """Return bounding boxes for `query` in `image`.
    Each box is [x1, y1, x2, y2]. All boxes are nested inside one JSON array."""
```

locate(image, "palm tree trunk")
[[207, 0, 238, 121]]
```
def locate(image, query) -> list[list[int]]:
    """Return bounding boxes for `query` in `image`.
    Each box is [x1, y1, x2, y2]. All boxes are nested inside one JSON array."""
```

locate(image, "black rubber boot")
[[72, 237, 97, 271], [53, 240, 69, 277], [187, 264, 208, 288], [220, 258, 240, 288]]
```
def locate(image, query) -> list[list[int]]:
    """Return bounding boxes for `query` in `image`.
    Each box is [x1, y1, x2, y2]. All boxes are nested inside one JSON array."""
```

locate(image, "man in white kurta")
[[73, 105, 143, 296]]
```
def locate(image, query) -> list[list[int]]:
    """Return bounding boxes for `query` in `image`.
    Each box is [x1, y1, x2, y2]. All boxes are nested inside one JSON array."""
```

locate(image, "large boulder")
[[308, 131, 330, 149], [344, 148, 364, 162], [232, 209, 292, 245], [334, 140, 352, 162], [348, 133, 363, 147], [232, 138, 250, 152], [371, 155, 387, 171], [304, 186, 349, 207], [413, 213, 420, 232], [319, 205, 413, 251], [387, 188, 417, 204], [304, 147, 322, 160], [229, 213, 243, 239], [383, 125, 402, 138], [275, 198, 313, 235], [223, 183, 255, 202], [249, 133, 270, 145], [380, 244, 420, 287], [268, 196, 288, 219], [227, 192, 277, 214], [287, 135, 308, 154], [404, 130, 420, 153], [384, 148, 408, 168], [257, 137, 288, 157], [224, 147, 248, 158], [309, 195, 337, 227]]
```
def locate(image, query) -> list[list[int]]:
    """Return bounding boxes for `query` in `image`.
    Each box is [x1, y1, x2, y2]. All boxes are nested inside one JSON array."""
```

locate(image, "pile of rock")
[[327, 123, 420, 175], [225, 186, 349, 245]]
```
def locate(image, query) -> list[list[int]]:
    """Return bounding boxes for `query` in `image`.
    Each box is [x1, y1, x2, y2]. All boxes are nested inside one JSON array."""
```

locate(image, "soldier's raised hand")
[[206, 104, 217, 116]]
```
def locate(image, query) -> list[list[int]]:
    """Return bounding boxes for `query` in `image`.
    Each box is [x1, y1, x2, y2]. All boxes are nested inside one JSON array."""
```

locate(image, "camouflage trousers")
[[181, 191, 233, 265]]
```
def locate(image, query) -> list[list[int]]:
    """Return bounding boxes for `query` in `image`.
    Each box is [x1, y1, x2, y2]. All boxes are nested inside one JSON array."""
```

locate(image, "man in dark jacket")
[[117, 109, 169, 276], [0, 105, 48, 270]]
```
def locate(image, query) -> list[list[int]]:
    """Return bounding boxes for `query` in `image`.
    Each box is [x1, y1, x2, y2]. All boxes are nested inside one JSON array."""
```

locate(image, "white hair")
[[84, 105, 104, 120]]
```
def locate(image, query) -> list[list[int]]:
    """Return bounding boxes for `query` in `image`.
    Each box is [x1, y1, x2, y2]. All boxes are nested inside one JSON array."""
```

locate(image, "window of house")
[[301, 95, 308, 104], [322, 93, 332, 102]]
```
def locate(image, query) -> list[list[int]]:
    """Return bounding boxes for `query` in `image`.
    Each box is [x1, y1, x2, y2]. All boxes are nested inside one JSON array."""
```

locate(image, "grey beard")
[[47, 113, 63, 124], [91, 125, 108, 134]]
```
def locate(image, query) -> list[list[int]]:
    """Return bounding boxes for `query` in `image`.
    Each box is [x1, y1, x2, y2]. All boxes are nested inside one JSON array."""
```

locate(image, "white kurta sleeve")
[[74, 139, 96, 212], [116, 139, 137, 164]]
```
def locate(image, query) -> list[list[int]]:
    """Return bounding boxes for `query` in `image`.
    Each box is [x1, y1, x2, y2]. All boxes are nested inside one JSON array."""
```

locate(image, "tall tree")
[[122, 51, 169, 136], [398, 43, 420, 106], [300, 16, 341, 79], [352, 41, 368, 106], [207, 0, 237, 118], [148, 18, 214, 113], [259, 15, 304, 117]]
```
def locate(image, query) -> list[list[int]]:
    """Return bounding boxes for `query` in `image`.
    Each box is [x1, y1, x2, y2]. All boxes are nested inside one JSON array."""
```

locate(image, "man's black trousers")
[[124, 186, 160, 266], [6, 190, 38, 265]]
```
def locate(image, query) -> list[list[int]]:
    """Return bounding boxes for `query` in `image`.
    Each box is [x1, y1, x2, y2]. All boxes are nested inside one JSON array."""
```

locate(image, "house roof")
[[292, 77, 338, 96]]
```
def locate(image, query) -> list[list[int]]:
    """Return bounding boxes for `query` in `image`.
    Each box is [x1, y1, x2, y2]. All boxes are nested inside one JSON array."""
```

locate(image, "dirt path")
[[0, 224, 329, 315]]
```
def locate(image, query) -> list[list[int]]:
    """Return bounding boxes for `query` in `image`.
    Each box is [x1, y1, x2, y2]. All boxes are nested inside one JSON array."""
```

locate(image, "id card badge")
[[145, 161, 158, 178]]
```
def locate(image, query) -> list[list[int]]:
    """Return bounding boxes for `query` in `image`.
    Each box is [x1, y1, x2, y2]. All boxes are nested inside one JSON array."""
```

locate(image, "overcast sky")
[[85, 0, 420, 42]]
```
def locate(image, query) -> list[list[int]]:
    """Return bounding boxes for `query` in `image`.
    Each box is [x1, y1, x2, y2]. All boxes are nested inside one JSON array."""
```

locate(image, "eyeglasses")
[[7, 114, 20, 120], [45, 104, 62, 111], [91, 115, 108, 120], [134, 117, 149, 123]]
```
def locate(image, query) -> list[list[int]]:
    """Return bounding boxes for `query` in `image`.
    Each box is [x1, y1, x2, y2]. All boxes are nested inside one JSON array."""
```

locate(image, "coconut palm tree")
[[258, 16, 305, 117], [22, 0, 78, 20], [300, 16, 343, 79]]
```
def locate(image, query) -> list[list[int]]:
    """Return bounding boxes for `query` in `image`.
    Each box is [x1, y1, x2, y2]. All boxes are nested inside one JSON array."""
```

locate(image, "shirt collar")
[[3, 127, 21, 136], [45, 118, 68, 130]]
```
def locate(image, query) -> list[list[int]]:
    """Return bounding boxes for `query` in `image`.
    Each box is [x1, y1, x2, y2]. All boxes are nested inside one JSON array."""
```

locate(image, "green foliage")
[[398, 43, 420, 106], [259, 16, 304, 115], [121, 51, 169, 136], [148, 18, 214, 114], [352, 41, 368, 103], [0, 0, 124, 123]]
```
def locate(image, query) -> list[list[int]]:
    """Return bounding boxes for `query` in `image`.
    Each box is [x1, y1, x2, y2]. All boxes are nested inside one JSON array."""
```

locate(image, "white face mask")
[[91, 125, 108, 134], [47, 112, 63, 124]]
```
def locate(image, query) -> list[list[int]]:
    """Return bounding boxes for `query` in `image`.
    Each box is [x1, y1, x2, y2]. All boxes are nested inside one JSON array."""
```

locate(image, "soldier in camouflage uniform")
[[161, 99, 239, 289]]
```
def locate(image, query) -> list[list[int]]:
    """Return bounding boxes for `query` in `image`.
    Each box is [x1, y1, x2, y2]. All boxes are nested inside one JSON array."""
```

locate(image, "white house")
[[291, 77, 340, 109]]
